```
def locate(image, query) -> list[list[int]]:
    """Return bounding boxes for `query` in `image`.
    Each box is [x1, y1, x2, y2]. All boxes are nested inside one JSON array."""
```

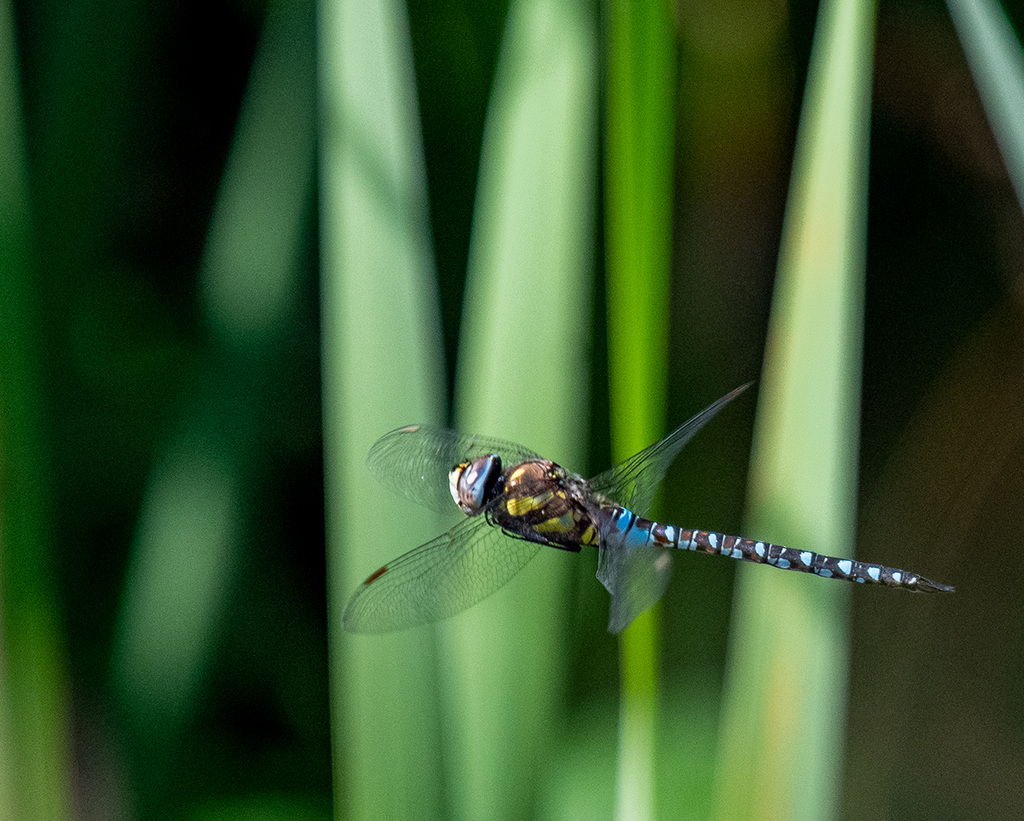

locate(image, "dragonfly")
[[343, 384, 954, 634]]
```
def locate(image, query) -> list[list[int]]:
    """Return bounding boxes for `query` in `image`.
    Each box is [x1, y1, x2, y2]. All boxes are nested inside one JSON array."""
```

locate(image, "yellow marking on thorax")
[[532, 511, 576, 534], [505, 490, 554, 517], [509, 466, 529, 482], [581, 523, 598, 545]]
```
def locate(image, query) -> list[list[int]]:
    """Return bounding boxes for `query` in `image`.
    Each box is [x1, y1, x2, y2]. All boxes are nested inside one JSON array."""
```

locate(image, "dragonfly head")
[[449, 454, 503, 515]]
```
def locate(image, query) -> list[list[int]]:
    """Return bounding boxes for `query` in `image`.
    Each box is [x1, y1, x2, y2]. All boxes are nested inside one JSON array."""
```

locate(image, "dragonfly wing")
[[587, 383, 751, 516], [367, 424, 544, 514], [343, 514, 542, 633], [597, 538, 675, 634]]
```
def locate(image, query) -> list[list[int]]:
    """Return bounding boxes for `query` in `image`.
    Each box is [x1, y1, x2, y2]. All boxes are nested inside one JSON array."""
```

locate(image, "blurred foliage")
[[603, 0, 676, 816], [714, 0, 875, 816], [0, 0, 1020, 818]]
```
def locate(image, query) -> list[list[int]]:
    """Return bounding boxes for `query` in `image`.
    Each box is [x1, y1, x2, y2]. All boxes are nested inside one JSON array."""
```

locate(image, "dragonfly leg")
[[497, 526, 582, 552]]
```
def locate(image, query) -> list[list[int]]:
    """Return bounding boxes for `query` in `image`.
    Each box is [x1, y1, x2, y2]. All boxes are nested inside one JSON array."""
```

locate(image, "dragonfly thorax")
[[449, 454, 503, 515]]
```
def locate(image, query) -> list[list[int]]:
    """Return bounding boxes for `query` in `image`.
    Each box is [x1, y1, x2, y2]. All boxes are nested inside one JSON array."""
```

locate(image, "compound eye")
[[448, 454, 502, 514]]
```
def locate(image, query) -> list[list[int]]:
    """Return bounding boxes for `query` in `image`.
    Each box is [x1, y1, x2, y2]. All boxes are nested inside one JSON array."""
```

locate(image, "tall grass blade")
[[712, 0, 875, 818], [319, 0, 446, 817], [947, 0, 1024, 212], [446, 0, 595, 817], [604, 0, 675, 817], [0, 1, 71, 817]]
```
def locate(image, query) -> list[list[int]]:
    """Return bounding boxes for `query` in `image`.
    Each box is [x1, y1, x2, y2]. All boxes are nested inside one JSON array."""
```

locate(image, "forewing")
[[587, 383, 751, 516], [597, 539, 675, 634], [367, 424, 544, 513], [342, 515, 542, 633]]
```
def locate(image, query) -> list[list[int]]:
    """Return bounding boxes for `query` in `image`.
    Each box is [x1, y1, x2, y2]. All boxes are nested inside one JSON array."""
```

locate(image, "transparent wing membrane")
[[367, 424, 543, 514], [343, 515, 541, 633], [597, 539, 675, 634], [587, 383, 751, 515]]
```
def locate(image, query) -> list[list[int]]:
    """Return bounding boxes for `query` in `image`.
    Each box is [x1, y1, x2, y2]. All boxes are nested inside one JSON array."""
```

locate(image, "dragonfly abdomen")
[[687, 530, 953, 591], [601, 507, 953, 593]]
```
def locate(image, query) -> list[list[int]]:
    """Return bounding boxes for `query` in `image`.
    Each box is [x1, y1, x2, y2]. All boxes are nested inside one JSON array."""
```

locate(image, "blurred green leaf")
[[604, 0, 675, 817], [0, 0, 71, 817], [320, 0, 447, 817], [446, 0, 595, 817], [199, 0, 317, 348], [109, 2, 316, 811], [187, 792, 330, 821], [712, 0, 875, 818], [947, 0, 1024, 211]]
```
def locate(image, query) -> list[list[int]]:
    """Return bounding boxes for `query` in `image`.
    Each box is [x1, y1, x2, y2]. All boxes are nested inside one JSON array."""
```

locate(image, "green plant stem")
[[447, 0, 596, 817], [320, 0, 446, 817], [0, 0, 70, 817], [604, 0, 676, 818], [711, 0, 876, 818]]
